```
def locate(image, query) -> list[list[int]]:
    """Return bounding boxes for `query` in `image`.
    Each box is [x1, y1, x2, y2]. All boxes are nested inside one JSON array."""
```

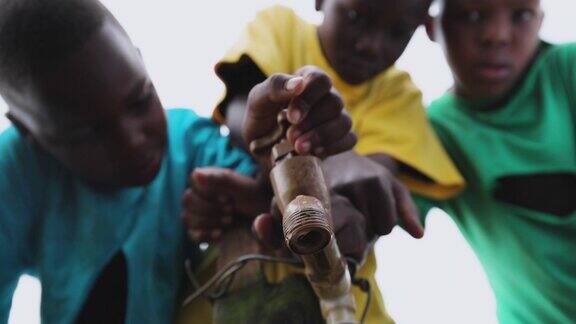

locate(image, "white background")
[[4, 1, 575, 323]]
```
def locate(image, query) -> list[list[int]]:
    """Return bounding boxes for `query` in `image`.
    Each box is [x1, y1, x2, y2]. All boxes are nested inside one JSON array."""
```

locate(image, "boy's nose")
[[480, 13, 513, 47], [354, 32, 384, 59], [115, 120, 147, 155]]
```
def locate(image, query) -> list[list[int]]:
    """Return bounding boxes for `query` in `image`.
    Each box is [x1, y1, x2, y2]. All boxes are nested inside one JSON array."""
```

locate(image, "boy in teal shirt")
[[422, 0, 576, 323], [0, 0, 353, 322]]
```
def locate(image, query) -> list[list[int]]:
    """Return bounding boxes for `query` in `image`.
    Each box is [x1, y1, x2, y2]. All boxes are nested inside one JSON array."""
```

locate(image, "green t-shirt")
[[0, 109, 256, 324], [421, 43, 576, 324]]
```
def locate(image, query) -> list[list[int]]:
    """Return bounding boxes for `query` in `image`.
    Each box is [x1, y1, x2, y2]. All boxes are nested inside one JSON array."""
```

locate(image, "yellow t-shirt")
[[183, 5, 465, 324]]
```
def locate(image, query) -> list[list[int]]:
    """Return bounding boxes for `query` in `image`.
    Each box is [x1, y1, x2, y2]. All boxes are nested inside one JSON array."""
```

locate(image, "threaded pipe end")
[[283, 195, 332, 255]]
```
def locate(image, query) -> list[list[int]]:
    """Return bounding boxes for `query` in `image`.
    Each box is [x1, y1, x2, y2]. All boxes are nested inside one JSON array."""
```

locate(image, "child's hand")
[[243, 66, 357, 164], [323, 151, 424, 239], [181, 168, 269, 243], [251, 152, 423, 264]]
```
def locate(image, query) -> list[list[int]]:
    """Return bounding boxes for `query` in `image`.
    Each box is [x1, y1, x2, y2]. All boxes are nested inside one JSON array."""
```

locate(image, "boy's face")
[[4, 19, 167, 188], [434, 0, 543, 100], [317, 0, 430, 84]]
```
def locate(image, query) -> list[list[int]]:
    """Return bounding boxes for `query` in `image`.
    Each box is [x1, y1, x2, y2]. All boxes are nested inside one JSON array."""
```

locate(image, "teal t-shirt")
[[419, 43, 576, 324], [0, 109, 256, 324]]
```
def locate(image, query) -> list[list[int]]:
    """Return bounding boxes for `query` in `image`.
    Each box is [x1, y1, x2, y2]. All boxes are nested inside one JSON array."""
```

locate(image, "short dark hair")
[[0, 0, 108, 88]]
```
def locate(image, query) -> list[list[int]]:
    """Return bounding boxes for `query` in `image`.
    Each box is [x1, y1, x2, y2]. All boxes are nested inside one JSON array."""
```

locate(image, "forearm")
[[0, 277, 18, 324], [368, 153, 434, 183], [0, 254, 22, 324], [219, 56, 267, 150], [367, 153, 400, 175]]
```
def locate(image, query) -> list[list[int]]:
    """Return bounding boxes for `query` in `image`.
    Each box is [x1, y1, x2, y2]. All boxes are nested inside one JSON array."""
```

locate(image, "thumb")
[[393, 180, 424, 239], [243, 75, 305, 144], [191, 167, 251, 198], [252, 213, 284, 250], [192, 167, 269, 218], [249, 75, 305, 118]]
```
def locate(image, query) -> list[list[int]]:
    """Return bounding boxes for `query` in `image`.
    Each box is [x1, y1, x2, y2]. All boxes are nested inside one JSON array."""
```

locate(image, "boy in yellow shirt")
[[214, 2, 463, 196], [183, 1, 465, 323]]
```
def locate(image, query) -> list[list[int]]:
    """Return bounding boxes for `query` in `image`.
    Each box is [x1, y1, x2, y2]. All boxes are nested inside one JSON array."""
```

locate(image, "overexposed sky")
[[5, 1, 576, 323]]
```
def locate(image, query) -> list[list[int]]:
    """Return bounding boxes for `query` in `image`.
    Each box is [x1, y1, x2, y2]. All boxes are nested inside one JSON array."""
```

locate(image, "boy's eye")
[[130, 88, 154, 114], [53, 127, 100, 146], [134, 91, 152, 106], [347, 9, 359, 22], [513, 9, 535, 23], [465, 10, 482, 23]]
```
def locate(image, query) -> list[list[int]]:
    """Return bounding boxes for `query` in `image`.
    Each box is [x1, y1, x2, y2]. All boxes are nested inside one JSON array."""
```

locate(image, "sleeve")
[[212, 5, 300, 123], [554, 43, 576, 110], [0, 130, 36, 323], [182, 112, 258, 177], [353, 69, 465, 200], [0, 210, 25, 324]]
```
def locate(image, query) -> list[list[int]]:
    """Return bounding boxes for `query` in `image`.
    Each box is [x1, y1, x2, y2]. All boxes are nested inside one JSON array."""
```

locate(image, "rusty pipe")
[[270, 155, 356, 324]]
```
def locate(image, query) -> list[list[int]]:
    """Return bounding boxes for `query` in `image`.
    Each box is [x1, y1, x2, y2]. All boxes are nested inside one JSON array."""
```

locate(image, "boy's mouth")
[[474, 62, 513, 81], [131, 150, 163, 183], [337, 57, 383, 84]]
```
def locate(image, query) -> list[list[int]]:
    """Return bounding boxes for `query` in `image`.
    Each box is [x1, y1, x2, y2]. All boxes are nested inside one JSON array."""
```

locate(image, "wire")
[[182, 254, 372, 324], [353, 277, 371, 324], [346, 257, 371, 324], [181, 254, 302, 307], [184, 259, 200, 290]]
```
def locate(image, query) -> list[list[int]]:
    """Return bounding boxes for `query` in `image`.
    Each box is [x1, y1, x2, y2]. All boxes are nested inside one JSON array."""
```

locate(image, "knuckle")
[[310, 131, 323, 146], [311, 71, 332, 90], [306, 70, 324, 80], [371, 165, 389, 181], [329, 91, 345, 110], [268, 74, 287, 95], [350, 222, 366, 241], [298, 65, 319, 75], [247, 83, 261, 104], [339, 113, 353, 130], [367, 170, 389, 189], [348, 132, 358, 147], [321, 98, 344, 121], [221, 168, 234, 178], [212, 169, 230, 184], [355, 211, 368, 229], [181, 190, 192, 205]]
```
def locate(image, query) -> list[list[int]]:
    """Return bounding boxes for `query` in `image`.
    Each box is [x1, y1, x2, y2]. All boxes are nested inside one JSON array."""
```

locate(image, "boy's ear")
[[315, 0, 323, 11], [425, 15, 436, 42], [537, 11, 545, 30], [6, 111, 31, 139]]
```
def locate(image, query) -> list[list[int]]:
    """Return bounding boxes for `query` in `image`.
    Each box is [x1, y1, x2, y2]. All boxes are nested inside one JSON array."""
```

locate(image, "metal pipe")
[[270, 155, 356, 324]]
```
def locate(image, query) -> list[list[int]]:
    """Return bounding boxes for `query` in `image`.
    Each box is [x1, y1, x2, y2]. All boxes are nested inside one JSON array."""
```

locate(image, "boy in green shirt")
[[423, 0, 575, 322]]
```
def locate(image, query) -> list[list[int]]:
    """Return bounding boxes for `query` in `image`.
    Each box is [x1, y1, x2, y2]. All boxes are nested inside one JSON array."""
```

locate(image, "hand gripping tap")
[[250, 110, 357, 324]]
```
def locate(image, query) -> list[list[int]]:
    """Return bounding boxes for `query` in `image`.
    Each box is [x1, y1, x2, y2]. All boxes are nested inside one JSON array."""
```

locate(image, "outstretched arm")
[[0, 207, 28, 324]]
